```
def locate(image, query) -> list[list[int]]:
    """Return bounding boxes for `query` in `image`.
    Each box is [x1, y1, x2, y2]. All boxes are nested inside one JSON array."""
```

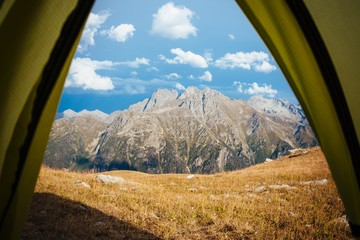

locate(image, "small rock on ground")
[[209, 195, 218, 200], [74, 182, 90, 188], [334, 215, 349, 226], [255, 186, 266, 192]]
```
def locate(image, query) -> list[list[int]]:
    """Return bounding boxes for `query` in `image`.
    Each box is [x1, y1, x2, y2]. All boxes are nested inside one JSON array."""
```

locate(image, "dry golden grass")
[[22, 147, 353, 239]]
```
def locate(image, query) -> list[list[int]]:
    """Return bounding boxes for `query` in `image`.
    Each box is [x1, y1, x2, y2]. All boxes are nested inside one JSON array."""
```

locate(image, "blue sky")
[[58, 0, 298, 114]]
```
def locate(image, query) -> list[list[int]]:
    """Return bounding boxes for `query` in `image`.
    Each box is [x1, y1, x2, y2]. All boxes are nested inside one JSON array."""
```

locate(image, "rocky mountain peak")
[[143, 88, 178, 112], [178, 86, 202, 99], [62, 109, 77, 118], [202, 87, 229, 100]]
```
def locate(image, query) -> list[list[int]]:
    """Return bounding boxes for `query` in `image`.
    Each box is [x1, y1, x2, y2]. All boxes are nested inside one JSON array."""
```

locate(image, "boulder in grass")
[[299, 179, 328, 185], [268, 184, 296, 190], [96, 174, 126, 183]]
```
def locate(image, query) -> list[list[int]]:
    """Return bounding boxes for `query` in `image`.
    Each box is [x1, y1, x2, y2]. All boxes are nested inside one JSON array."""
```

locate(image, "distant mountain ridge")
[[46, 86, 317, 173], [56, 109, 110, 122], [247, 95, 307, 124]]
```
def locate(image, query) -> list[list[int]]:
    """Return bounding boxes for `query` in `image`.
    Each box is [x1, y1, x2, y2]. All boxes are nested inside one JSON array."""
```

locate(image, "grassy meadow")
[[22, 147, 353, 239]]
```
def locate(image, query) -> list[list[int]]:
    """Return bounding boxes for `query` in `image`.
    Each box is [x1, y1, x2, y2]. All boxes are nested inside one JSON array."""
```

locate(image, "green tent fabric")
[[0, 0, 94, 239], [235, 0, 360, 236]]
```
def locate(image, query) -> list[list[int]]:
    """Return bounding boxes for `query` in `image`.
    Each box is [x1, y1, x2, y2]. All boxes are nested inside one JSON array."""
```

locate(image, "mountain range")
[[43, 86, 317, 173]]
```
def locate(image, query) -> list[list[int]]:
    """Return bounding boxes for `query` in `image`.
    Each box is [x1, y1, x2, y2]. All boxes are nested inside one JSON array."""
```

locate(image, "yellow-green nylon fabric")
[[235, 0, 360, 226], [0, 34, 81, 239], [0, 0, 85, 239], [304, 0, 360, 145], [0, 0, 76, 173], [0, 0, 16, 24]]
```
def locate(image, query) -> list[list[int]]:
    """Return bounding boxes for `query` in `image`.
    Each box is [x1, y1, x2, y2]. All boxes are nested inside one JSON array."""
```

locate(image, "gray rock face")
[[44, 86, 318, 173], [43, 115, 108, 169], [128, 98, 149, 112]]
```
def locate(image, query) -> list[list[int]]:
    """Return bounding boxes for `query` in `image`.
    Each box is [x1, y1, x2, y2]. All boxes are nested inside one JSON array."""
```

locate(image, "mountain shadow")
[[22, 193, 162, 240]]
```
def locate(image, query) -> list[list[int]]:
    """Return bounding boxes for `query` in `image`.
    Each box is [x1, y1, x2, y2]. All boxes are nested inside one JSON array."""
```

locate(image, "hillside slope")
[[23, 147, 352, 239]]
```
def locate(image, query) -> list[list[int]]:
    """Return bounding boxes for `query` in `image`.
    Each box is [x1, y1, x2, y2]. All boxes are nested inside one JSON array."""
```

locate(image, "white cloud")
[[229, 34, 235, 40], [161, 48, 208, 68], [198, 71, 212, 82], [204, 50, 213, 64], [123, 84, 146, 94], [246, 82, 278, 97], [112, 77, 186, 95], [233, 81, 243, 93], [150, 2, 197, 39], [118, 57, 150, 68], [147, 66, 159, 72], [188, 75, 195, 80], [175, 82, 186, 90], [101, 24, 135, 42], [112, 78, 148, 95], [164, 73, 181, 80], [233, 81, 278, 98], [77, 11, 110, 53], [254, 61, 277, 73], [130, 71, 138, 76], [214, 51, 277, 73], [66, 57, 115, 90]]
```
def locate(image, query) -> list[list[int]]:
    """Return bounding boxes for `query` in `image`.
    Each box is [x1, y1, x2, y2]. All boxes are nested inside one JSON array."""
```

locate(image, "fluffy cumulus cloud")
[[215, 51, 277, 73], [198, 71, 212, 82], [254, 61, 277, 73], [175, 82, 186, 90], [164, 73, 182, 80], [233, 81, 278, 98], [150, 2, 197, 39], [229, 34, 235, 40], [65, 57, 115, 90], [77, 11, 110, 53], [160, 48, 208, 68], [101, 24, 135, 42], [118, 57, 150, 68]]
